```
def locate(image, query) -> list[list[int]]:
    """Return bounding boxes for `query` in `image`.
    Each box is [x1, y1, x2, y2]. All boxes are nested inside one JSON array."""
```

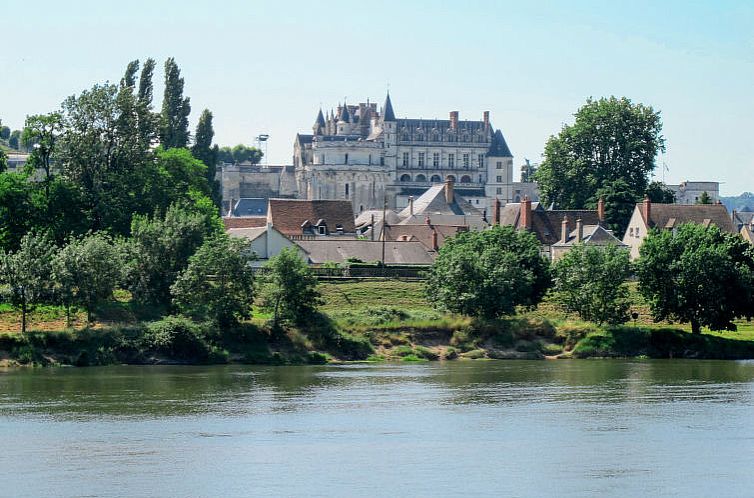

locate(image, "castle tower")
[[312, 108, 326, 136]]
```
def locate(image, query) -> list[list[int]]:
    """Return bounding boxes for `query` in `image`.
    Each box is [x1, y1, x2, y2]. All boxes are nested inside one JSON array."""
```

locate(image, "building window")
[[448, 154, 455, 168], [402, 152, 409, 167], [629, 227, 634, 237], [496, 176, 502, 183], [400, 173, 412, 182], [380, 156, 384, 166], [460, 175, 472, 183], [432, 133, 440, 142], [496, 161, 502, 170], [318, 226, 326, 235], [416, 174, 427, 182], [344, 153, 348, 164], [447, 175, 456, 182], [463, 154, 469, 169], [345, 183, 349, 197], [402, 133, 410, 141], [418, 152, 425, 167], [430, 174, 442, 182], [416, 133, 424, 141], [478, 154, 484, 168], [433, 153, 440, 168], [496, 187, 502, 195]]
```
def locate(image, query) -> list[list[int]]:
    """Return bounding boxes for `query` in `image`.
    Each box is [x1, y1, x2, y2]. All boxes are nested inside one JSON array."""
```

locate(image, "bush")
[[144, 316, 210, 360]]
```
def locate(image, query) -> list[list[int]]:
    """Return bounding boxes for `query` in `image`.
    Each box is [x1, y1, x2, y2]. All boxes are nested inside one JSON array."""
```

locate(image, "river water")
[[1, 360, 754, 497]]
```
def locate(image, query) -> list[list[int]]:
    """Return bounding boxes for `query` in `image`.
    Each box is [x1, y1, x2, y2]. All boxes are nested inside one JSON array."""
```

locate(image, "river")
[[1, 360, 754, 497]]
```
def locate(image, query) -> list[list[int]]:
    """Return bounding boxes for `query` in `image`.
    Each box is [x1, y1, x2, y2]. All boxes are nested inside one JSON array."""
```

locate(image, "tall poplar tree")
[[191, 109, 220, 205], [160, 57, 191, 149]]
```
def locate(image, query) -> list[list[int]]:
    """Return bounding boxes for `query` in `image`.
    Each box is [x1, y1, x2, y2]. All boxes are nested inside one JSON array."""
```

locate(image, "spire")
[[489, 129, 512, 157], [383, 92, 396, 121], [339, 101, 350, 123], [314, 108, 325, 128]]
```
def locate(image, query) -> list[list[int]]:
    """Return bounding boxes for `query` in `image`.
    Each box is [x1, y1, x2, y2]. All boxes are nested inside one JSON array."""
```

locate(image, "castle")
[[293, 94, 521, 214]]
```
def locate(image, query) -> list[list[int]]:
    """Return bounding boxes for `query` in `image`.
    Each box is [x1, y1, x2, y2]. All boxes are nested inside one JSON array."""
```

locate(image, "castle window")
[[418, 153, 425, 167], [319, 226, 327, 235], [448, 154, 455, 168], [402, 133, 410, 141], [447, 175, 456, 182], [496, 176, 502, 183], [431, 174, 442, 182], [432, 133, 440, 142], [478, 154, 484, 168], [460, 175, 472, 183], [497, 187, 503, 195], [400, 174, 412, 182], [344, 153, 349, 164], [416, 133, 424, 141], [433, 153, 439, 168], [496, 161, 502, 169], [416, 174, 427, 182], [380, 156, 385, 166], [448, 133, 456, 142], [462, 134, 469, 142], [345, 183, 349, 197], [402, 152, 409, 167], [463, 154, 470, 169]]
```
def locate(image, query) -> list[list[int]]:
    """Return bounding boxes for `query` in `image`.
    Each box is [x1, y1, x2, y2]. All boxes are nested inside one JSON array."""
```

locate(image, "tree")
[[0, 149, 6, 173], [637, 223, 754, 334], [0, 172, 36, 251], [553, 244, 632, 325], [124, 204, 215, 308], [0, 126, 10, 140], [9, 130, 21, 150], [535, 96, 665, 226], [646, 181, 676, 204], [259, 247, 321, 327], [171, 236, 255, 330], [22, 112, 64, 200], [191, 109, 220, 205], [592, 179, 638, 236], [426, 225, 551, 319], [160, 57, 191, 149], [0, 231, 56, 333], [217, 144, 263, 165], [136, 58, 158, 149], [52, 233, 122, 325], [697, 191, 712, 205], [120, 59, 139, 89]]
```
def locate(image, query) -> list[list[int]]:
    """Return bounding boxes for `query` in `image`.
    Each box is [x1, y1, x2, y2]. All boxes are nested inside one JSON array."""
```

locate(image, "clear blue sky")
[[2, 0, 753, 195]]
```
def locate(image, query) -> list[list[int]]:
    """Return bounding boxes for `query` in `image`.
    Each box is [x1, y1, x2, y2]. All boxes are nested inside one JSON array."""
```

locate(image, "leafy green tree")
[[426, 225, 551, 319], [0, 231, 56, 333], [160, 57, 191, 149], [124, 204, 215, 308], [217, 144, 263, 165], [0, 126, 10, 140], [696, 191, 712, 204], [592, 179, 638, 236], [22, 112, 64, 200], [553, 244, 632, 325], [535, 96, 665, 219], [136, 58, 158, 149], [637, 223, 754, 334], [191, 109, 221, 205], [0, 172, 36, 251], [52, 233, 122, 324], [0, 149, 6, 173], [171, 236, 255, 330], [646, 181, 676, 203], [9, 130, 21, 150], [120, 59, 139, 88], [259, 247, 321, 327]]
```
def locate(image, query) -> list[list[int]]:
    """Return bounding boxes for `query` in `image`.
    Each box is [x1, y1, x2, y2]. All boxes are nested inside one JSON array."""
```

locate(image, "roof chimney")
[[520, 196, 532, 231], [483, 111, 490, 130], [431, 228, 439, 251], [597, 196, 605, 223], [561, 215, 569, 243], [370, 214, 375, 241], [493, 198, 501, 226], [449, 111, 459, 131], [408, 195, 414, 216], [576, 218, 583, 243], [642, 195, 651, 225], [425, 215, 431, 226], [445, 179, 454, 204]]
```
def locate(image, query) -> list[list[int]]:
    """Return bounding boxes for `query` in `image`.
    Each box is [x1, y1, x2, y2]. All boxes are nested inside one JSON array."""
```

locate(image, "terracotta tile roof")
[[223, 217, 267, 229], [639, 203, 735, 233], [499, 203, 602, 245], [268, 199, 356, 236], [384, 224, 468, 250]]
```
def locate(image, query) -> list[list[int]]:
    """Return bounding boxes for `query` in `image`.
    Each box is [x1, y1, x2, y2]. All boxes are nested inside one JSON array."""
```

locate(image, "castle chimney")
[[370, 214, 375, 241], [449, 111, 459, 131], [483, 111, 490, 130], [576, 218, 583, 243], [445, 179, 454, 204], [425, 215, 431, 226], [642, 195, 651, 224], [431, 229, 439, 251], [561, 215, 569, 243], [409, 196, 414, 216], [597, 196, 605, 223], [228, 198, 234, 217], [520, 196, 532, 231], [493, 198, 501, 226]]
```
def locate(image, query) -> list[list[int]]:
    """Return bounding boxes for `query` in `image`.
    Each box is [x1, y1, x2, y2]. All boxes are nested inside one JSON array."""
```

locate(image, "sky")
[[2, 0, 753, 195]]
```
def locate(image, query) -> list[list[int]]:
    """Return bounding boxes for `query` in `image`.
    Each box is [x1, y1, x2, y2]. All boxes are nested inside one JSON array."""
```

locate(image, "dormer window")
[[319, 226, 326, 235]]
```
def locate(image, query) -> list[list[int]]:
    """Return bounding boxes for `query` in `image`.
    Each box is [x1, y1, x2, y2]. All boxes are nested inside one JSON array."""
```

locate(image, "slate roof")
[[639, 203, 735, 233], [384, 224, 468, 250], [223, 217, 267, 230], [314, 109, 325, 127], [268, 199, 356, 236], [294, 240, 435, 266], [295, 133, 313, 145], [488, 129, 513, 157], [232, 198, 267, 217], [733, 211, 754, 231], [383, 93, 396, 121], [552, 225, 626, 247], [499, 202, 602, 246], [397, 184, 483, 218]]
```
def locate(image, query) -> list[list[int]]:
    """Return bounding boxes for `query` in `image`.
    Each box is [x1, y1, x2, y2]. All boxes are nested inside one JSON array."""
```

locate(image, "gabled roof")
[[383, 92, 396, 121], [232, 198, 267, 217], [488, 129, 512, 157], [397, 184, 483, 218], [268, 199, 356, 236], [294, 239, 435, 265], [499, 202, 602, 246], [552, 225, 626, 247], [638, 203, 735, 233], [227, 226, 268, 243], [733, 211, 754, 231], [295, 133, 313, 146], [384, 224, 468, 250], [223, 217, 267, 230]]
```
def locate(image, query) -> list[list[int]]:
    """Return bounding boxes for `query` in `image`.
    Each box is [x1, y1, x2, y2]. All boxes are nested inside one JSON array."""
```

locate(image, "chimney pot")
[[431, 229, 439, 251], [370, 214, 375, 241], [643, 195, 652, 225], [561, 215, 569, 243], [449, 111, 459, 130], [597, 196, 605, 223], [409, 195, 414, 216], [493, 198, 501, 226], [520, 195, 532, 231], [445, 179, 454, 204], [576, 218, 583, 243]]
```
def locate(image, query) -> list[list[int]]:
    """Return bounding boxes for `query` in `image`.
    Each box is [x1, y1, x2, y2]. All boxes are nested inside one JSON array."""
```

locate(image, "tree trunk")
[[691, 320, 701, 334], [21, 301, 27, 335]]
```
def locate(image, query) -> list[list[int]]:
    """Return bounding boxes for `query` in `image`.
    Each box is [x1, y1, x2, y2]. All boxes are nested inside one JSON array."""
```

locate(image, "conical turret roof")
[[383, 92, 396, 121]]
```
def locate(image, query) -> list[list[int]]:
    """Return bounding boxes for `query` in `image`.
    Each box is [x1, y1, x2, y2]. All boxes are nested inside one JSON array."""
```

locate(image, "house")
[[231, 198, 267, 217], [395, 180, 488, 230], [227, 224, 302, 267], [622, 197, 736, 259], [741, 224, 754, 245], [293, 239, 435, 266], [223, 216, 267, 230], [550, 217, 628, 261], [354, 209, 403, 240], [732, 209, 754, 232], [266, 199, 357, 238], [496, 196, 605, 258], [383, 222, 468, 251]]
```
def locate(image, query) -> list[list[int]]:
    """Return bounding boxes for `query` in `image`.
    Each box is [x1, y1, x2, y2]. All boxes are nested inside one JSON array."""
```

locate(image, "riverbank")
[[2, 280, 754, 366]]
